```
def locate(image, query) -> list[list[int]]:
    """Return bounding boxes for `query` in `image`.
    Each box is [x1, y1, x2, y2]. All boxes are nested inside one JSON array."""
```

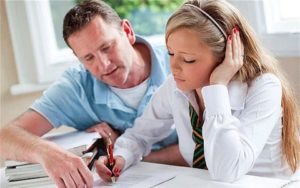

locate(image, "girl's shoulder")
[[253, 73, 280, 83], [249, 73, 281, 88]]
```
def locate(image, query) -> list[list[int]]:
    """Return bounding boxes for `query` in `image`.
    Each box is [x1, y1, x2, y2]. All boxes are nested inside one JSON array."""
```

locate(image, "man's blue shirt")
[[31, 36, 171, 135]]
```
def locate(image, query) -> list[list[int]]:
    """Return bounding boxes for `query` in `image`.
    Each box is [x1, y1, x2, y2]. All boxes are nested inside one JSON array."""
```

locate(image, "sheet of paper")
[[93, 172, 176, 188], [5, 131, 100, 186], [130, 173, 176, 188], [43, 131, 100, 150]]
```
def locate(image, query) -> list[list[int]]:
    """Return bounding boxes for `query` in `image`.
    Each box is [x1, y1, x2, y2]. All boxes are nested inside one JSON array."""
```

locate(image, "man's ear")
[[121, 19, 136, 45]]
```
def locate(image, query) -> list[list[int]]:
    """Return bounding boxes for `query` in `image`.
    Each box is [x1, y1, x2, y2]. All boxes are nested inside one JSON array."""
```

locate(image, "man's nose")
[[95, 52, 111, 71]]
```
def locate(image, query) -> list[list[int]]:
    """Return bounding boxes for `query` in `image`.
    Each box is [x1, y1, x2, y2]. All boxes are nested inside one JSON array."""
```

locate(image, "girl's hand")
[[95, 155, 125, 182], [210, 27, 244, 86]]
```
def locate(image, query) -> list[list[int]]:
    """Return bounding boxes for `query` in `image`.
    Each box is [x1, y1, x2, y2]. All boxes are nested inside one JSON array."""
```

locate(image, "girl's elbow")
[[209, 168, 243, 183], [211, 174, 240, 183]]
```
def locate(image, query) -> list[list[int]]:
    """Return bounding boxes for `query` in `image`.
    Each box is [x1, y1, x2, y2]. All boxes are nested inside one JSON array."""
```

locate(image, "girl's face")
[[167, 28, 218, 92]]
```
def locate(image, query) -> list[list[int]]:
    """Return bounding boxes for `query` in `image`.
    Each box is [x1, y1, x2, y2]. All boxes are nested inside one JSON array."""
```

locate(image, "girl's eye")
[[102, 46, 110, 52], [184, 59, 196, 64]]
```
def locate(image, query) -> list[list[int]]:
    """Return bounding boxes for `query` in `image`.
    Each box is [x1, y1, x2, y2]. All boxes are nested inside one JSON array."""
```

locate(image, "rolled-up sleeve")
[[114, 78, 175, 170]]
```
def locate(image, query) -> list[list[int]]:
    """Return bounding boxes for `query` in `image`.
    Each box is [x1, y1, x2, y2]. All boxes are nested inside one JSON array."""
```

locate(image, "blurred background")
[[1, 0, 299, 131]]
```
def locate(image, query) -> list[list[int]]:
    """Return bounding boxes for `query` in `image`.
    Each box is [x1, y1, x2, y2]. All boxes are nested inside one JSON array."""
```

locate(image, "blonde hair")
[[166, 0, 300, 172]]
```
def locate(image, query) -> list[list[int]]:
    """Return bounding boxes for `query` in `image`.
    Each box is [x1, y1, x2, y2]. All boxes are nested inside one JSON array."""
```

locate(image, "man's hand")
[[37, 141, 93, 188], [86, 122, 119, 144]]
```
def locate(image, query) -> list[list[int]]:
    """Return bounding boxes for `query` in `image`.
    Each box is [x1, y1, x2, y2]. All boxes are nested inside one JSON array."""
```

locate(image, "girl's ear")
[[121, 19, 136, 45]]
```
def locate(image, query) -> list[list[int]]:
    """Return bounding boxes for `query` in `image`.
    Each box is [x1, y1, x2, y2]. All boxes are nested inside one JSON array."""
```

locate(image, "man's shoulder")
[[137, 35, 166, 50], [56, 64, 100, 91], [64, 63, 85, 75], [62, 64, 91, 81]]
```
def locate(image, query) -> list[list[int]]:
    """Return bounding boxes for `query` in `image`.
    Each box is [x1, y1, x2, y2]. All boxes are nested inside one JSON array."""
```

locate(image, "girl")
[[95, 0, 300, 182]]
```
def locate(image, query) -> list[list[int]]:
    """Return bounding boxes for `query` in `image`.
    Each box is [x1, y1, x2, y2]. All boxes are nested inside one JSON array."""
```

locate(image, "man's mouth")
[[103, 67, 118, 77]]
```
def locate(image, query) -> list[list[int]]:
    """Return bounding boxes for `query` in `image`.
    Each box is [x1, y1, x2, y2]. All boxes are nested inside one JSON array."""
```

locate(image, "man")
[[0, 0, 186, 187]]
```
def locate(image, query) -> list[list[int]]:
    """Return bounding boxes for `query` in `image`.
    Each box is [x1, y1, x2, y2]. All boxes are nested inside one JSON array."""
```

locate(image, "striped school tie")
[[189, 102, 207, 169]]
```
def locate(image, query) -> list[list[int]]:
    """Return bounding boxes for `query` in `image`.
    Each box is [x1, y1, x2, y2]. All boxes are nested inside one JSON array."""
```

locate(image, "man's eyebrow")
[[100, 39, 114, 48], [78, 39, 114, 59], [79, 53, 93, 60]]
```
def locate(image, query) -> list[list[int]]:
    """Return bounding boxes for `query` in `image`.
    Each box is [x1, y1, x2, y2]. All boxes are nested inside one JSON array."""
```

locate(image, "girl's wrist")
[[209, 79, 228, 86]]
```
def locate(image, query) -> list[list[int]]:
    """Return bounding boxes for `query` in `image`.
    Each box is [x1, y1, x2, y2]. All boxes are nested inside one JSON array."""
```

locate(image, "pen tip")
[[111, 177, 116, 183]]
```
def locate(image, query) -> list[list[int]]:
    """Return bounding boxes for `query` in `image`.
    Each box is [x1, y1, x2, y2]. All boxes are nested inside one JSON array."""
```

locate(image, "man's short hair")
[[63, 0, 122, 47]]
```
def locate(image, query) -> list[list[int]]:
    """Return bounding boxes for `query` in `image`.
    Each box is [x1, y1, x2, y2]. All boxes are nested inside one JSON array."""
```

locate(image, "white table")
[[1, 131, 299, 188], [129, 162, 297, 188], [2, 161, 299, 188]]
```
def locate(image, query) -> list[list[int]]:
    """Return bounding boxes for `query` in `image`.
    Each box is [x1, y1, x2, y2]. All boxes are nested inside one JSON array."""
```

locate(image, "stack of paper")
[[6, 163, 48, 182], [5, 131, 100, 187]]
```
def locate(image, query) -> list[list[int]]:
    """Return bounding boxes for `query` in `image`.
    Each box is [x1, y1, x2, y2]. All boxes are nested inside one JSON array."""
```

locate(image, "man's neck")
[[125, 43, 151, 88]]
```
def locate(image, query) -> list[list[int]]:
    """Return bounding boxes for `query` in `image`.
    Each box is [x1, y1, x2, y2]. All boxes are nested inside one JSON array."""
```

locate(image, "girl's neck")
[[195, 89, 205, 119]]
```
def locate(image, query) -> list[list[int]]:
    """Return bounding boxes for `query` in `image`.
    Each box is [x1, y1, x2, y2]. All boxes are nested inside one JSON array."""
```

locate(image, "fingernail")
[[234, 26, 239, 33], [106, 172, 111, 176], [228, 35, 232, 41], [114, 168, 119, 174]]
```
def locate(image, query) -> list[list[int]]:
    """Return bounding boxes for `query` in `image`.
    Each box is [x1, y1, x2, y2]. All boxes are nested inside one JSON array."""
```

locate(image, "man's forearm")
[[143, 144, 189, 166], [0, 125, 49, 163], [0, 123, 94, 187]]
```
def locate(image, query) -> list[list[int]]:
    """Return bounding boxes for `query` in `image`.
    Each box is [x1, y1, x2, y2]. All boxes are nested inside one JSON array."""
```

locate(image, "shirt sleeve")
[[114, 77, 175, 170], [201, 74, 282, 182], [30, 68, 96, 130]]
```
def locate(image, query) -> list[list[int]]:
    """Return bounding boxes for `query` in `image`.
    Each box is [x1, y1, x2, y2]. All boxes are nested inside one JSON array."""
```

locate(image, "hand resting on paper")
[[95, 155, 125, 182], [37, 141, 94, 188]]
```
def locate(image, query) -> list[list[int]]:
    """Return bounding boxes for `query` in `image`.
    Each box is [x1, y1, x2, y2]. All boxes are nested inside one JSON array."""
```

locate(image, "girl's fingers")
[[232, 29, 238, 61], [112, 157, 124, 177], [237, 30, 244, 62], [225, 35, 232, 64], [236, 29, 240, 56], [95, 156, 112, 181]]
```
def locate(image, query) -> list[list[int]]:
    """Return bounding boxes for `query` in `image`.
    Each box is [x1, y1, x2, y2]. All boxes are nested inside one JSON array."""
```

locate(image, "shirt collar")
[[92, 35, 168, 113], [92, 36, 151, 105], [136, 35, 169, 86], [93, 80, 135, 113]]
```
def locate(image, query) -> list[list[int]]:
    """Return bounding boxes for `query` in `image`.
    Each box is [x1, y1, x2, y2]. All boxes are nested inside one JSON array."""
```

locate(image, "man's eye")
[[85, 56, 94, 62], [184, 59, 196, 64], [168, 52, 174, 56]]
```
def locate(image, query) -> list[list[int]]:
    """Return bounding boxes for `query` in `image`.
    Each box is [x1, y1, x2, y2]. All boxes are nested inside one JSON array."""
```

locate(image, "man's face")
[[68, 16, 135, 88]]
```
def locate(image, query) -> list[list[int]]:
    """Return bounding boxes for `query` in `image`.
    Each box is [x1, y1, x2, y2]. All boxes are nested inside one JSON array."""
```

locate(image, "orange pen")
[[107, 133, 115, 183]]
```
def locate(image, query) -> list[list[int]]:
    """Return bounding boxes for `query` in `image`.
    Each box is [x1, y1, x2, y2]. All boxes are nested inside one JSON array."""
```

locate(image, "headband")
[[184, 4, 227, 39]]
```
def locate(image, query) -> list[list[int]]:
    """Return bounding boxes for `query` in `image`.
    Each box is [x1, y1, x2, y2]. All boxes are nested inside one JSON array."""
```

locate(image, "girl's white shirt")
[[114, 73, 293, 181]]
